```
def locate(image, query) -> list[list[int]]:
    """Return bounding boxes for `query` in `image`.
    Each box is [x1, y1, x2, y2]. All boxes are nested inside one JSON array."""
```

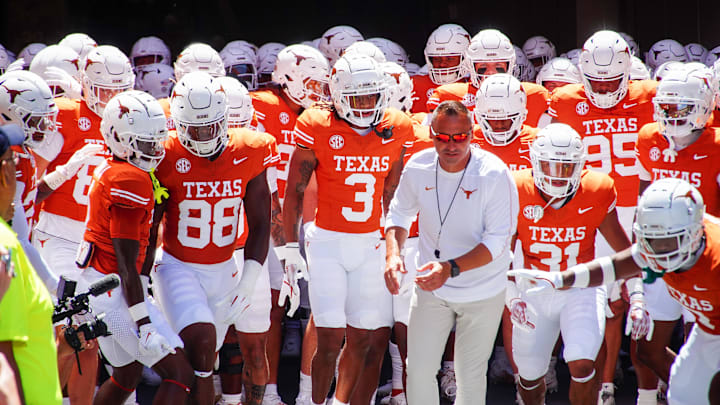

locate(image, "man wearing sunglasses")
[[384, 100, 518, 405]]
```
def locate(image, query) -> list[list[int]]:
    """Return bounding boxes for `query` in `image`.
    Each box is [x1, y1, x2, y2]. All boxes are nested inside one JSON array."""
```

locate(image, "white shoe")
[[488, 347, 515, 384], [261, 391, 287, 405], [295, 393, 312, 405], [439, 367, 457, 402], [545, 356, 558, 393]]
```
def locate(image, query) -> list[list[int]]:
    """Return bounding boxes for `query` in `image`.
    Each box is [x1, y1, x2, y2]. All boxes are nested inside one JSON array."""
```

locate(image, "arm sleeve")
[[385, 166, 420, 232], [481, 167, 519, 259]]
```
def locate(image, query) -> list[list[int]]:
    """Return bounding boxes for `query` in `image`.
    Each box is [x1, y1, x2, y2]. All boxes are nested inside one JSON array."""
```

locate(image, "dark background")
[[3, 0, 720, 63]]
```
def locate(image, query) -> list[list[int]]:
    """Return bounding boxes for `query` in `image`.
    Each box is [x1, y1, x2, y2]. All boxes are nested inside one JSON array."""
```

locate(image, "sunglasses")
[[430, 126, 471, 143]]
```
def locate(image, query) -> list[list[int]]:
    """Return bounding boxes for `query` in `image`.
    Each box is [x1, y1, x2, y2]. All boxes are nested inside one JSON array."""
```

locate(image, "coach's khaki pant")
[[406, 287, 505, 405]]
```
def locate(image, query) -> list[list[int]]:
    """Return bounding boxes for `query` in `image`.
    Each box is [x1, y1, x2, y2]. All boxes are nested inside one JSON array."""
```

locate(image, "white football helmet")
[[475, 73, 527, 145], [646, 39, 687, 71], [703, 45, 720, 67], [634, 178, 705, 274], [318, 25, 363, 66], [257, 42, 286, 86], [215, 76, 254, 128], [134, 63, 175, 99], [329, 54, 388, 128], [712, 59, 720, 109], [629, 56, 651, 80], [100, 90, 168, 171], [0, 47, 12, 75], [130, 36, 172, 69], [367, 38, 408, 67], [19, 43, 47, 69], [380, 61, 414, 112], [530, 123, 585, 199], [522, 36, 556, 69], [513, 46, 536, 82], [81, 45, 135, 117], [424, 24, 471, 85], [653, 66, 714, 140], [0, 70, 58, 149], [174, 43, 224, 81], [272, 44, 330, 109], [222, 40, 258, 56], [405, 62, 420, 76], [465, 29, 516, 88], [29, 45, 81, 94], [170, 72, 228, 157], [619, 32, 640, 56], [343, 41, 386, 64], [58, 33, 97, 60], [220, 44, 257, 90], [579, 30, 632, 109], [563, 48, 582, 65], [653, 60, 683, 81], [535, 57, 581, 90], [684, 43, 708, 63]]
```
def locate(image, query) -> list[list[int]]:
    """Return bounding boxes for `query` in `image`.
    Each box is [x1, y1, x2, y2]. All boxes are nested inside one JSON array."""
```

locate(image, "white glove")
[[56, 143, 105, 179], [279, 267, 300, 316], [5, 59, 24, 73], [509, 298, 536, 331], [138, 323, 175, 357], [217, 260, 262, 324], [507, 269, 564, 295], [625, 298, 654, 341], [284, 242, 308, 281], [44, 66, 82, 99]]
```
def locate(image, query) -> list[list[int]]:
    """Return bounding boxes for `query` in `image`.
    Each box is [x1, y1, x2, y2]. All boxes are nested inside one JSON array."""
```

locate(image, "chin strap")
[[149, 168, 169, 204]]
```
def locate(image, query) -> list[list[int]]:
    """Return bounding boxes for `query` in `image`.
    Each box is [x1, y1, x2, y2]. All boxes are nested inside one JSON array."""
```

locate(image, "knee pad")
[[217, 342, 244, 375]]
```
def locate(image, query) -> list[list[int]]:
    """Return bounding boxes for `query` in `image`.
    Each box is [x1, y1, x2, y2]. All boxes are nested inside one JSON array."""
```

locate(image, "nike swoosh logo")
[[381, 138, 395, 144], [233, 157, 248, 165], [518, 149, 529, 154], [231, 270, 238, 278], [622, 103, 637, 109], [424, 186, 435, 191], [694, 154, 708, 160], [578, 207, 593, 214], [693, 285, 709, 291]]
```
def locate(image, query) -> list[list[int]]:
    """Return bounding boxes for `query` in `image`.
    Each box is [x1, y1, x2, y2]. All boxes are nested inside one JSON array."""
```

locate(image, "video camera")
[[53, 274, 120, 354]]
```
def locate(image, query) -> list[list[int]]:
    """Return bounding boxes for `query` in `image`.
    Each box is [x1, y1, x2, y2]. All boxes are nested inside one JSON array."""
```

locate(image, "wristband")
[[128, 301, 149, 322], [570, 264, 590, 288], [273, 245, 286, 261], [43, 170, 68, 190], [599, 256, 616, 285], [286, 241, 299, 249]]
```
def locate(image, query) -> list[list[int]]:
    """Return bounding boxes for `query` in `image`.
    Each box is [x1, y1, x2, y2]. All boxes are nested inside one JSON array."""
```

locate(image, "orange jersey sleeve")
[[427, 82, 476, 111], [84, 159, 154, 275], [42, 98, 110, 222], [12, 146, 38, 231], [547, 80, 657, 207], [663, 217, 720, 335], [294, 108, 413, 233], [521, 82, 550, 127], [158, 97, 175, 130], [155, 129, 277, 264], [514, 169, 617, 271], [251, 89, 299, 204], [471, 125, 537, 171], [636, 123, 720, 216], [411, 74, 438, 113]]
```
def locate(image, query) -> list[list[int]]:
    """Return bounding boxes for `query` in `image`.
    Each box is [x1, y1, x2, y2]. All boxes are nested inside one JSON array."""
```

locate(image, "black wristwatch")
[[448, 259, 460, 278]]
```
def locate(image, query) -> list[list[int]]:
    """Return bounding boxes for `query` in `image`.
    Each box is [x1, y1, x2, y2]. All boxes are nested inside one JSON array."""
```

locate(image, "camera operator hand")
[[56, 325, 94, 360]]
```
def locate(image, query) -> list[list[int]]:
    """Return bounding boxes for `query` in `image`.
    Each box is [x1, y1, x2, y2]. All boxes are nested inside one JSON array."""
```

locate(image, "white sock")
[[389, 341, 404, 391], [62, 399, 71, 405], [442, 361, 454, 370], [221, 393, 243, 405], [637, 388, 658, 405], [265, 383, 279, 396], [602, 382, 614, 394], [121, 391, 137, 405], [332, 399, 349, 405], [299, 371, 312, 394]]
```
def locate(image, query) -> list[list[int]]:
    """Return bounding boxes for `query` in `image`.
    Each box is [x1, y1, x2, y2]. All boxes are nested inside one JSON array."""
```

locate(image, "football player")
[[148, 72, 276, 405], [283, 53, 413, 405], [535, 57, 581, 93], [522, 36, 557, 70], [318, 25, 363, 67], [509, 178, 720, 405], [508, 124, 631, 405]]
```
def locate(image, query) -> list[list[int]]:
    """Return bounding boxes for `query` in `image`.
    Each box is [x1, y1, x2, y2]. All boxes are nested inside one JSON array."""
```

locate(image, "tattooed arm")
[[270, 191, 285, 247], [282, 146, 317, 243], [383, 147, 406, 215]]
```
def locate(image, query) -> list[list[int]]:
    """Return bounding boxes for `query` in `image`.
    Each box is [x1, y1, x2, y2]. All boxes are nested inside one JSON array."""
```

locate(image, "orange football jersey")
[[157, 97, 176, 131], [410, 74, 439, 113], [155, 128, 279, 264], [294, 108, 413, 234], [663, 217, 720, 335], [548, 80, 657, 207], [84, 158, 154, 275], [403, 113, 432, 164], [12, 145, 37, 231], [635, 123, 720, 217], [251, 88, 300, 204], [426, 81, 548, 127], [42, 98, 110, 222], [514, 169, 617, 271], [472, 125, 538, 171]]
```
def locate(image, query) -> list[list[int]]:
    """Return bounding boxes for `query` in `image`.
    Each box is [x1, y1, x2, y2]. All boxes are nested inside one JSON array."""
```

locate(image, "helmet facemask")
[[176, 114, 229, 157], [634, 225, 704, 273]]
